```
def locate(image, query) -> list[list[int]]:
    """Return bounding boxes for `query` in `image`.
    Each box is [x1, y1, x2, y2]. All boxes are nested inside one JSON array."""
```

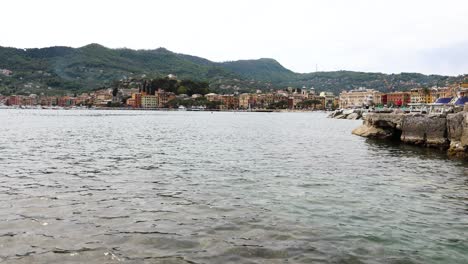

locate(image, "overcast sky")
[[1, 0, 467, 75]]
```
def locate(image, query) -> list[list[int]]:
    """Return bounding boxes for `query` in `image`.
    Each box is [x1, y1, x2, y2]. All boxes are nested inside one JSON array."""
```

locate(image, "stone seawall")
[[352, 112, 468, 158]]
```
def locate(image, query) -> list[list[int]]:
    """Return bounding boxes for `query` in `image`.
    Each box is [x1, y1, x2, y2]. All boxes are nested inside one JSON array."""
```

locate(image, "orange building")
[[387, 92, 411, 107], [130, 93, 142, 108], [156, 90, 176, 108], [7, 96, 22, 105], [221, 95, 239, 109]]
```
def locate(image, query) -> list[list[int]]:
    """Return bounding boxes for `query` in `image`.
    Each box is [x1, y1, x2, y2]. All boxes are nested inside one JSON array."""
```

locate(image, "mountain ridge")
[[0, 44, 465, 96]]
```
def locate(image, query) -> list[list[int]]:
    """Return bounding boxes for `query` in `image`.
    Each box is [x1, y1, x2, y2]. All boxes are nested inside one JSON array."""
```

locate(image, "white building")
[[141, 95, 158, 108], [339, 88, 379, 108]]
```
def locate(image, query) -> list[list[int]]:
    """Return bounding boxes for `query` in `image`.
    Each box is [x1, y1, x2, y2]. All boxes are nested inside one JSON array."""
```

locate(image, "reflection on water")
[[364, 138, 454, 160], [0, 109, 467, 264]]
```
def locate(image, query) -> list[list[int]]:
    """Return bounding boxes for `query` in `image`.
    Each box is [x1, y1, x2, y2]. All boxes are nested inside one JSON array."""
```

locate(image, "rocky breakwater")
[[352, 111, 468, 159], [328, 109, 364, 120]]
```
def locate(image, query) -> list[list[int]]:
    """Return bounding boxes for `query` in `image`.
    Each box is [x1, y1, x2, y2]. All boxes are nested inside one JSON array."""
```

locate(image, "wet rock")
[[354, 112, 468, 158], [364, 113, 404, 130], [448, 112, 468, 158], [353, 113, 405, 140], [401, 114, 449, 148], [346, 113, 360, 120], [460, 112, 468, 147], [352, 125, 394, 139], [447, 112, 464, 142], [330, 109, 363, 120], [328, 110, 343, 118]]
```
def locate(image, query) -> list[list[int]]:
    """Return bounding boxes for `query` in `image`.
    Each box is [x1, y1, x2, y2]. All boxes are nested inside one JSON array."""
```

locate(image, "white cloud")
[[1, 0, 467, 75]]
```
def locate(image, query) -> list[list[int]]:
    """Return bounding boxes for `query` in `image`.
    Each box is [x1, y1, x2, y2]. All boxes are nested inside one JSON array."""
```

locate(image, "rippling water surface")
[[0, 109, 467, 263]]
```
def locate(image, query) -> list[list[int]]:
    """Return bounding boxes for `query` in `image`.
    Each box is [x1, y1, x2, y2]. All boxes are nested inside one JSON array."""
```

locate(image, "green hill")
[[0, 44, 465, 96], [221, 58, 295, 82]]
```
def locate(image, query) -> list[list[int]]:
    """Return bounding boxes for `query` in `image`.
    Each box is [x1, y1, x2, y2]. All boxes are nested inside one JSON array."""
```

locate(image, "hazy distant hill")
[[0, 44, 465, 96]]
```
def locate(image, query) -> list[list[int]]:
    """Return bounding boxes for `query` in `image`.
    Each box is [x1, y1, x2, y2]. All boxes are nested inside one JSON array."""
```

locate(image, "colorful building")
[[339, 88, 379, 108], [221, 95, 239, 110], [141, 95, 158, 108], [156, 90, 176, 108], [130, 93, 142, 108], [387, 92, 411, 106], [410, 88, 432, 104], [239, 93, 250, 109]]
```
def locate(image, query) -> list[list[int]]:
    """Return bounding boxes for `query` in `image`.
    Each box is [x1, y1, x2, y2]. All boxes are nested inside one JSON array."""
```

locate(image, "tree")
[[177, 85, 187, 95], [268, 100, 288, 109], [206, 100, 223, 109]]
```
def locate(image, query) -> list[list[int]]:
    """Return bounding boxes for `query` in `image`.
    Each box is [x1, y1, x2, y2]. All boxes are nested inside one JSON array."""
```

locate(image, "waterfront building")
[[75, 94, 92, 106], [319, 92, 335, 109], [20, 95, 39, 106], [120, 88, 140, 97], [265, 93, 275, 106], [141, 95, 158, 108], [205, 93, 220, 102], [7, 95, 21, 105], [458, 83, 468, 97], [126, 98, 136, 107], [256, 94, 266, 108], [372, 92, 386, 105], [275, 92, 288, 104], [131, 93, 142, 108], [285, 90, 308, 109], [339, 88, 379, 108], [410, 88, 432, 104], [93, 89, 113, 106], [50, 96, 59, 106], [436, 87, 456, 99], [317, 96, 326, 110], [334, 97, 340, 108], [249, 93, 259, 108], [156, 90, 176, 108], [387, 91, 411, 107], [221, 95, 239, 110], [239, 93, 250, 109], [58, 96, 76, 107]]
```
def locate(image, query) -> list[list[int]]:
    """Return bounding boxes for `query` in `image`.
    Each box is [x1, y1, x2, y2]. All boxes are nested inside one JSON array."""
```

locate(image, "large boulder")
[[342, 109, 355, 115], [328, 110, 340, 118], [352, 124, 394, 139], [364, 113, 405, 130], [400, 114, 448, 148], [460, 112, 468, 147], [346, 112, 360, 120], [447, 112, 464, 142], [448, 112, 468, 158], [353, 111, 468, 159], [352, 113, 406, 140]]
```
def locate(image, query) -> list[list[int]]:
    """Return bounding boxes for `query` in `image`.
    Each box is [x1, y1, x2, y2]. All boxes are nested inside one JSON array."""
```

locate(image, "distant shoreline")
[[0, 106, 330, 113]]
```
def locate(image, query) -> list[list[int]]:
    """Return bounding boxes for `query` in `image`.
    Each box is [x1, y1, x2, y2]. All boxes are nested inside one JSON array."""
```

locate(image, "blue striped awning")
[[435, 97, 452, 104], [454, 97, 468, 105]]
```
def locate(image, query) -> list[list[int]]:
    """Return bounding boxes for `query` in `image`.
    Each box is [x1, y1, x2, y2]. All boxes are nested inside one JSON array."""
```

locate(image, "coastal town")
[[1, 74, 468, 111]]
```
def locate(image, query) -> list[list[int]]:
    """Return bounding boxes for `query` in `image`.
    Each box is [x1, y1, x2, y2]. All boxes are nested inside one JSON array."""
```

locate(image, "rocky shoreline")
[[328, 109, 366, 120], [351, 110, 468, 159]]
